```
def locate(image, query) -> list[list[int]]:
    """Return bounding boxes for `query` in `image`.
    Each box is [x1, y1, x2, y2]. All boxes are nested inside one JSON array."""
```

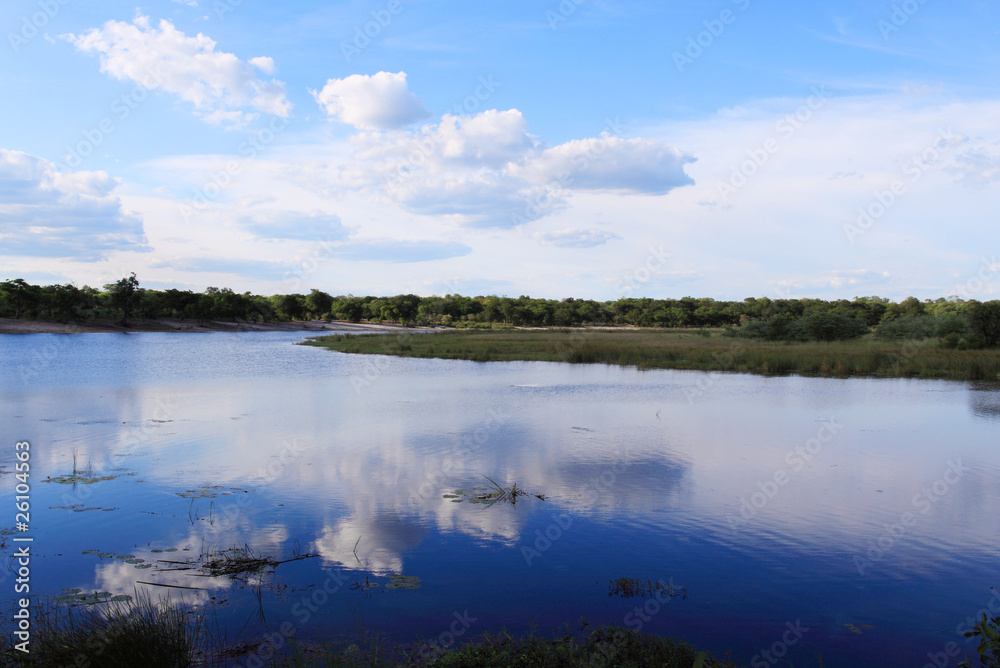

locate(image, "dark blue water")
[[1, 332, 998, 667]]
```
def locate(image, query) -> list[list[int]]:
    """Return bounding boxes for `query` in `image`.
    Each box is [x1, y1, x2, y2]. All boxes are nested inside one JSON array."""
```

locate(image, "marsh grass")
[[199, 544, 317, 579], [2, 591, 201, 667], [306, 329, 1000, 380], [447, 476, 545, 506]]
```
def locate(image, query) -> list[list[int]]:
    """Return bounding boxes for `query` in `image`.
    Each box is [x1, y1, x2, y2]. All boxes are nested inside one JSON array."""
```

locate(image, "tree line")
[[2, 277, 998, 347]]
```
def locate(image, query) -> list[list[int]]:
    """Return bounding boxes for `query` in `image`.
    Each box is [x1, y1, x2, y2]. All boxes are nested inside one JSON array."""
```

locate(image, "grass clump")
[[2, 592, 200, 667], [419, 625, 730, 667]]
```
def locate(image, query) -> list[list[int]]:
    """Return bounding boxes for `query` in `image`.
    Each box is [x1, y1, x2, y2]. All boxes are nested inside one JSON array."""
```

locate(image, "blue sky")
[[1, 0, 998, 300]]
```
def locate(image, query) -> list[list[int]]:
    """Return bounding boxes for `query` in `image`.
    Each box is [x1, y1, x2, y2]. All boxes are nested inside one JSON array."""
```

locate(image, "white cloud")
[[328, 107, 693, 228], [525, 136, 696, 194], [63, 16, 291, 127], [312, 71, 431, 130], [949, 144, 1000, 188], [0, 149, 147, 259], [535, 228, 622, 248]]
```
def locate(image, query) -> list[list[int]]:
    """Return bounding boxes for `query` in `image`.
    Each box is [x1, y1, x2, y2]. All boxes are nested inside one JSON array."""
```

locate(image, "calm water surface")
[[1, 332, 998, 667]]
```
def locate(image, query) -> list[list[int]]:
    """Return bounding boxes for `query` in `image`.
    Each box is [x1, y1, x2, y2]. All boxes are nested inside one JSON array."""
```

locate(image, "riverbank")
[[0, 317, 432, 335], [305, 327, 1000, 381]]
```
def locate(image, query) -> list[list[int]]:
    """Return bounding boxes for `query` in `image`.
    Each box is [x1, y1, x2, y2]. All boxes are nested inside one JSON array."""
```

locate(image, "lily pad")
[[135, 563, 153, 569], [98, 553, 115, 559], [385, 574, 421, 590], [81, 550, 100, 555]]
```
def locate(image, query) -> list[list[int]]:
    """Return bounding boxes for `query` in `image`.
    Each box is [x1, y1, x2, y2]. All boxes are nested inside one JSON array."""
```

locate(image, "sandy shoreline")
[[0, 318, 436, 335]]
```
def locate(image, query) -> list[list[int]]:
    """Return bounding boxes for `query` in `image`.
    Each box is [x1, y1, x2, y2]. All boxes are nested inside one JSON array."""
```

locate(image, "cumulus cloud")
[[525, 136, 696, 194], [535, 228, 622, 248], [63, 16, 291, 126], [0, 149, 147, 259], [328, 107, 694, 227], [312, 71, 431, 130]]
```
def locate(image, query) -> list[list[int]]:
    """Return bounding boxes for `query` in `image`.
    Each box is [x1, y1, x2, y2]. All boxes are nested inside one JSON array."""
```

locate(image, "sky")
[[1, 0, 998, 301]]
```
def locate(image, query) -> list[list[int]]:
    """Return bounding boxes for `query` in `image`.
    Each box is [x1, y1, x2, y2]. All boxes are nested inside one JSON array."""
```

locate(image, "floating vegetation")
[[608, 578, 687, 600], [176, 485, 248, 499], [81, 550, 100, 555], [447, 476, 546, 507], [44, 474, 116, 485], [199, 544, 317, 579], [98, 553, 115, 559], [72, 507, 103, 512], [349, 575, 381, 592], [844, 623, 875, 635], [385, 574, 421, 590], [52, 590, 132, 606]]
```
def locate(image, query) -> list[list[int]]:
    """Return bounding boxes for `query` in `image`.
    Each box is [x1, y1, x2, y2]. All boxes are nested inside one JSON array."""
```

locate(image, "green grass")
[[304, 328, 1000, 381]]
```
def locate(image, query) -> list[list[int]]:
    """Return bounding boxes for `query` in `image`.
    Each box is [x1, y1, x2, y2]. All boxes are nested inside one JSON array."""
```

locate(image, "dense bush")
[[3, 277, 999, 348]]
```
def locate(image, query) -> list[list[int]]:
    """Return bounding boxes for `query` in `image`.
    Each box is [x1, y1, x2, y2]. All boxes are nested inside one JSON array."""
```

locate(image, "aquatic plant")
[[1, 591, 201, 667], [959, 612, 1000, 667], [608, 577, 687, 600], [447, 476, 545, 507], [200, 544, 316, 579]]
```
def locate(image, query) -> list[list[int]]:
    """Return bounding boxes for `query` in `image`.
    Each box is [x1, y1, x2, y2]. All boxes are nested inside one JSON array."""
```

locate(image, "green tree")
[[0, 279, 41, 319], [107, 274, 140, 327], [305, 289, 334, 319], [970, 301, 1000, 347]]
